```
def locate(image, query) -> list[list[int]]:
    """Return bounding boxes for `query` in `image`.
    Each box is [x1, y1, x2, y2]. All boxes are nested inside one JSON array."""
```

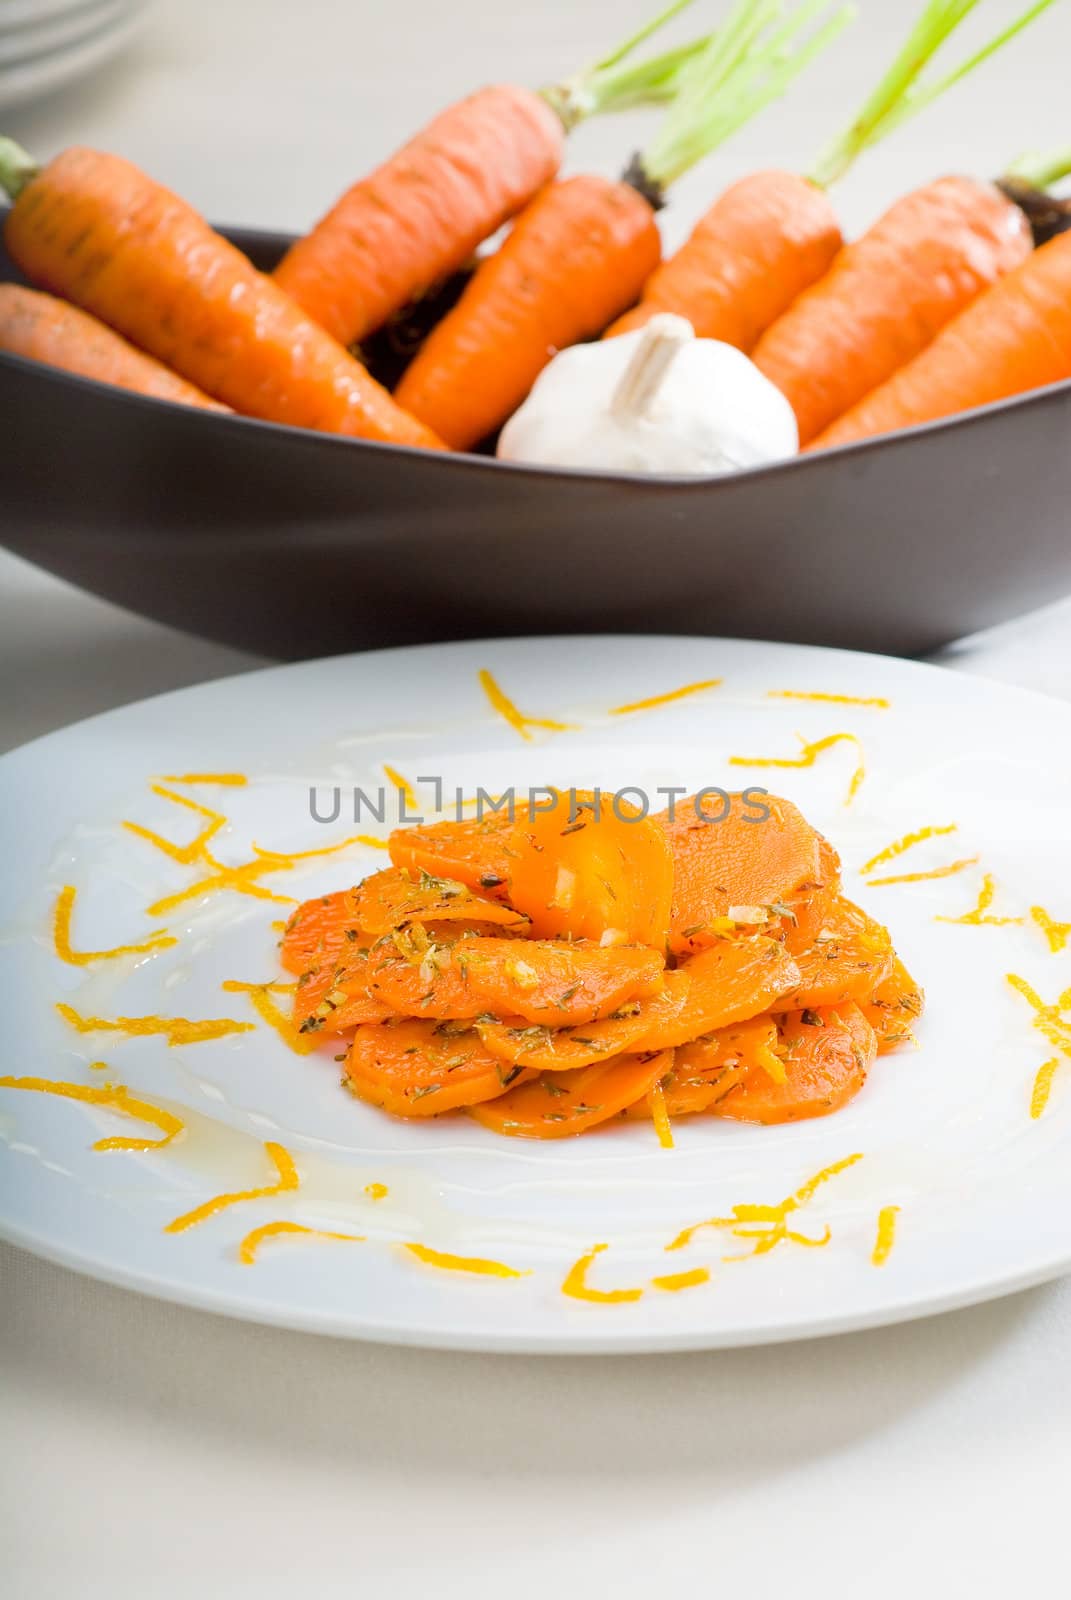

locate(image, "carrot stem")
[[809, 0, 1061, 189], [1005, 145, 1071, 190], [0, 136, 40, 201], [542, 0, 710, 128], [643, 0, 855, 189]]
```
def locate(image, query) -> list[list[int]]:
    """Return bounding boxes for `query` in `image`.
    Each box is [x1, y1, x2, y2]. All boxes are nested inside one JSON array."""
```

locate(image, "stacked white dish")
[[0, 0, 148, 112]]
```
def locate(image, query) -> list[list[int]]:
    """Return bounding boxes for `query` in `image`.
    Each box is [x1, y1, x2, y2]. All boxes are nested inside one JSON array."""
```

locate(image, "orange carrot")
[[861, 957, 925, 1052], [352, 866, 529, 936], [280, 889, 361, 975], [476, 979, 690, 1074], [655, 791, 826, 957], [274, 87, 565, 348], [395, 175, 661, 449], [809, 227, 1071, 449], [504, 790, 673, 947], [388, 813, 514, 897], [396, 1, 851, 449], [1, 143, 442, 450], [614, 0, 1058, 360], [346, 1018, 532, 1117], [753, 175, 1032, 444], [635, 938, 800, 1050], [0, 284, 227, 410], [781, 895, 895, 1009], [713, 1002, 876, 1124], [606, 169, 841, 348], [469, 1050, 674, 1139]]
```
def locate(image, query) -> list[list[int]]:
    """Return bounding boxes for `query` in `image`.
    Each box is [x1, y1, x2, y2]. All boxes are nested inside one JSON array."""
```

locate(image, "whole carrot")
[[607, 0, 1058, 354], [275, 2, 713, 347], [809, 228, 1071, 449], [607, 168, 840, 348], [753, 174, 1031, 443], [0, 283, 228, 411], [397, 0, 852, 451], [1, 142, 442, 450]]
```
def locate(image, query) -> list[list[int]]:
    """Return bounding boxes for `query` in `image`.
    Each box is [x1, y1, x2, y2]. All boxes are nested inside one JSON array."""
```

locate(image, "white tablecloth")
[[3, 2, 1071, 1592]]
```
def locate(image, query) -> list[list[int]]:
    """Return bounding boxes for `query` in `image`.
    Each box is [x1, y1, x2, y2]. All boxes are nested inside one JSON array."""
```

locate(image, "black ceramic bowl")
[[3, 216, 1070, 660]]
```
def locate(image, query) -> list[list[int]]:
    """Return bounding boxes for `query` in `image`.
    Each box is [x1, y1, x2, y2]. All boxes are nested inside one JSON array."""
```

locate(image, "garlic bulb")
[[497, 312, 798, 476]]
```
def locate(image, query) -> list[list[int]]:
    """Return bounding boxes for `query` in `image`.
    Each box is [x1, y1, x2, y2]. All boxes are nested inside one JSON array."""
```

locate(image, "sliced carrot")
[[363, 933, 665, 1025], [781, 895, 894, 1009], [345, 1017, 533, 1117], [656, 791, 824, 957], [388, 813, 514, 898], [623, 1015, 782, 1117], [292, 940, 389, 1035], [280, 889, 361, 976], [605, 170, 841, 350], [637, 938, 800, 1051], [476, 977, 688, 1074], [504, 791, 673, 946], [352, 866, 529, 936], [713, 1003, 876, 1124], [470, 1049, 674, 1139], [861, 956, 924, 1053]]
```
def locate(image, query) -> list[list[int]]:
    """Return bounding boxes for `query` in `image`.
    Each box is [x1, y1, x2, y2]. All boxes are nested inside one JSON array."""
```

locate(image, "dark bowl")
[[3, 215, 1070, 660]]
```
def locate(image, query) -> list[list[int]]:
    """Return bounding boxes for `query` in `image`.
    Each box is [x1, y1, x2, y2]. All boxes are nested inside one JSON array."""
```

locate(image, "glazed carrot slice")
[[352, 866, 529, 936], [861, 956, 924, 1053], [470, 1049, 674, 1139], [364, 934, 665, 1025], [636, 938, 800, 1051], [781, 895, 894, 1010], [345, 1018, 533, 1117], [388, 813, 514, 898], [505, 791, 673, 946], [280, 889, 361, 976], [656, 791, 825, 957], [476, 976, 689, 1073], [713, 1002, 876, 1124], [292, 940, 388, 1035], [622, 1017, 779, 1117]]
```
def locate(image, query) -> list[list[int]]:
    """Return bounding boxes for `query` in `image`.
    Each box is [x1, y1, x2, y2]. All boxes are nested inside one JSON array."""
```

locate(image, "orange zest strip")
[[651, 1266, 710, 1292], [159, 773, 248, 786], [221, 979, 311, 1055], [478, 668, 578, 742], [561, 1243, 644, 1304], [403, 1241, 528, 1278], [383, 764, 418, 811], [238, 1219, 364, 1264], [609, 678, 722, 716], [767, 690, 889, 709], [1006, 974, 1071, 1061], [165, 1140, 299, 1233], [56, 1001, 253, 1047], [1031, 906, 1071, 954], [364, 1182, 389, 1200], [871, 1205, 899, 1266], [937, 874, 1022, 928], [859, 823, 958, 876], [1030, 1058, 1063, 1119], [252, 835, 386, 863], [648, 1081, 674, 1149], [866, 855, 979, 888], [729, 731, 865, 807], [0, 1074, 184, 1152], [667, 1153, 863, 1256], [53, 885, 177, 966]]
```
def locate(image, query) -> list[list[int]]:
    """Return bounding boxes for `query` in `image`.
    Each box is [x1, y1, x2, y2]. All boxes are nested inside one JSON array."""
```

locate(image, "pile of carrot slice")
[[280, 791, 922, 1139]]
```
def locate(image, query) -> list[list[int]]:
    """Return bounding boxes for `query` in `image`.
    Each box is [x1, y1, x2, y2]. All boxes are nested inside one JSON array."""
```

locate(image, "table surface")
[[3, 2, 1071, 1593]]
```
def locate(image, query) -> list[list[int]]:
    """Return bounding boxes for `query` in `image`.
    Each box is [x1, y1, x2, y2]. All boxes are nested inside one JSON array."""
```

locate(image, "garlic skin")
[[497, 312, 798, 477]]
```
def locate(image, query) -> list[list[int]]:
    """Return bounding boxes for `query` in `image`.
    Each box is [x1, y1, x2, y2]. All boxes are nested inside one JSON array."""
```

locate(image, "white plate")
[[2, 635, 1070, 1353]]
